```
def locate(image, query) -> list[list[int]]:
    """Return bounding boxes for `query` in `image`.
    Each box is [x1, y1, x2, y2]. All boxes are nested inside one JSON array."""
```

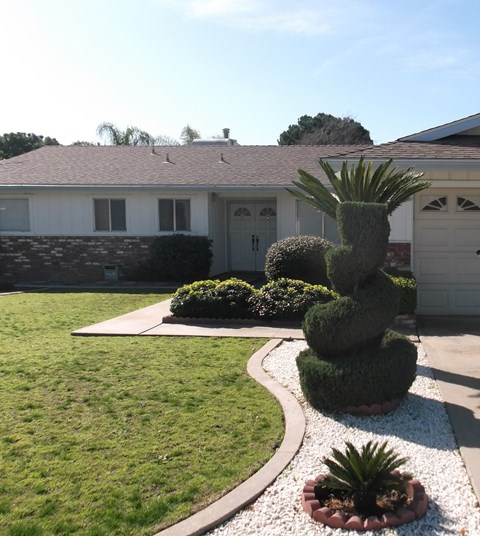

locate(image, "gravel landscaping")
[[207, 341, 480, 536]]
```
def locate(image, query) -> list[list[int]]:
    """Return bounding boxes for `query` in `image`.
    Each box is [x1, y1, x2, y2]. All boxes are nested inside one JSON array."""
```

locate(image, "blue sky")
[[3, 0, 480, 146]]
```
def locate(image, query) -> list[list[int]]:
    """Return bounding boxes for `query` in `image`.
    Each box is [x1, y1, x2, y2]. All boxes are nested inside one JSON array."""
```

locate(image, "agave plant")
[[287, 156, 430, 219], [316, 440, 411, 513]]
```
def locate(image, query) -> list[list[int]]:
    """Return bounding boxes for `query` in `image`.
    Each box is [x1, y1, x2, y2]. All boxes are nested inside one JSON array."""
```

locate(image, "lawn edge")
[[155, 338, 306, 536]]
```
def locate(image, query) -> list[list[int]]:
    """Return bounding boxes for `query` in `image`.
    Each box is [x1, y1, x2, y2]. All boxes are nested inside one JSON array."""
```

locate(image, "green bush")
[[265, 236, 333, 286], [140, 234, 213, 283], [170, 278, 257, 319], [250, 278, 337, 321], [303, 271, 399, 357], [327, 203, 390, 294], [170, 280, 220, 318], [390, 275, 417, 315], [296, 329, 417, 411]]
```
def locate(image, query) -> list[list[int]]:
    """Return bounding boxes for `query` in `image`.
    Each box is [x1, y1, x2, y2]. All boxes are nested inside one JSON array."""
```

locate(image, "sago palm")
[[316, 440, 411, 513], [287, 156, 430, 219]]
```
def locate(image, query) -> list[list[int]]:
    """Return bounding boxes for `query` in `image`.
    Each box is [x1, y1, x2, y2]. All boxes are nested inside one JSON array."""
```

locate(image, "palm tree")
[[96, 122, 156, 146], [180, 125, 201, 145], [287, 156, 431, 219]]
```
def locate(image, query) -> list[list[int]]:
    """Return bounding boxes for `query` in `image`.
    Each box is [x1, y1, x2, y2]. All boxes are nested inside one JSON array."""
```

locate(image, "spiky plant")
[[287, 156, 430, 219], [315, 441, 411, 513]]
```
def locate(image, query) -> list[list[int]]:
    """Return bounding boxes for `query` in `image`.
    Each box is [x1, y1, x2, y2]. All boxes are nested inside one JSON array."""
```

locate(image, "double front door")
[[229, 201, 277, 271]]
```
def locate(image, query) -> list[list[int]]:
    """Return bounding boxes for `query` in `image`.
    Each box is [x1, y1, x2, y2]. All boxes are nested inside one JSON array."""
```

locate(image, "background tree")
[[96, 122, 179, 146], [278, 113, 373, 145], [96, 122, 155, 146], [0, 132, 60, 159], [180, 125, 201, 145], [71, 141, 97, 146]]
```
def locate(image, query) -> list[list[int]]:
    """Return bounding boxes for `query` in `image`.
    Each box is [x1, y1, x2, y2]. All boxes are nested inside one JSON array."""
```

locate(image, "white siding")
[[388, 201, 413, 242], [6, 190, 209, 236]]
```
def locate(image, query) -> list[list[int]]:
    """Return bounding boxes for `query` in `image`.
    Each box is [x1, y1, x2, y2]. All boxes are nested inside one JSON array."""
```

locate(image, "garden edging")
[[155, 338, 306, 536]]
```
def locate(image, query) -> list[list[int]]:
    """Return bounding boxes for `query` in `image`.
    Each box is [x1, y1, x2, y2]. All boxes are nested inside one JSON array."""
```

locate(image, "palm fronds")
[[288, 156, 431, 219]]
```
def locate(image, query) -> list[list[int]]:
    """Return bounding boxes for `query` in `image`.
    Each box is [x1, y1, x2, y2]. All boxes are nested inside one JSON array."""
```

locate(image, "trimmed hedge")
[[296, 329, 418, 411], [265, 236, 333, 286], [170, 277, 337, 321], [389, 275, 417, 315], [170, 279, 256, 319], [135, 234, 213, 283], [250, 278, 337, 321]]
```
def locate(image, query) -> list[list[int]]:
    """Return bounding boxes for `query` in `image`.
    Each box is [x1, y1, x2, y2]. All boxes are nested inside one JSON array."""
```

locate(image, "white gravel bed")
[[207, 341, 480, 536]]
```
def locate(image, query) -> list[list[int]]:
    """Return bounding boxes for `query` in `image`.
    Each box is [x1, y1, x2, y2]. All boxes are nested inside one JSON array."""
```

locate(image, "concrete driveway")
[[417, 316, 480, 502]]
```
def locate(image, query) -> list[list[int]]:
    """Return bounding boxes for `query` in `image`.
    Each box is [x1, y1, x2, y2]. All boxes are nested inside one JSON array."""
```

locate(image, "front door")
[[229, 201, 277, 271]]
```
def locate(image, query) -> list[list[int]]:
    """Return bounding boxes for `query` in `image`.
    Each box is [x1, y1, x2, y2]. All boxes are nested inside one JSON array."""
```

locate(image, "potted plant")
[[302, 441, 428, 530]]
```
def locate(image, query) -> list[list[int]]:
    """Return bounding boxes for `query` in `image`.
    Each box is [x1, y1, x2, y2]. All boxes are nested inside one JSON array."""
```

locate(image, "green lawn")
[[0, 291, 283, 536]]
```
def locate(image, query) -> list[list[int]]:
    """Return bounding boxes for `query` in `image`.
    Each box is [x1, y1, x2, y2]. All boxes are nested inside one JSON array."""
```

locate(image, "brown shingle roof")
[[0, 145, 369, 188], [336, 136, 480, 160]]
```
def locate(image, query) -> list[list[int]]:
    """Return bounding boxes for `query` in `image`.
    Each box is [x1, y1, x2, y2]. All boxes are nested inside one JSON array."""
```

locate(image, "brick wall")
[[385, 242, 411, 271], [0, 236, 154, 283]]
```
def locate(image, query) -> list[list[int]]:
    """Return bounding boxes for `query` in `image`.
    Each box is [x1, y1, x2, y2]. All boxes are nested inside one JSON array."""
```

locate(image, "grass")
[[0, 291, 283, 536]]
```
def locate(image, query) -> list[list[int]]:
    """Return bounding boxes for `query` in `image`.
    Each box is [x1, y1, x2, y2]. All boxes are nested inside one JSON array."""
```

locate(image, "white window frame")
[[93, 198, 127, 232], [0, 198, 31, 232], [158, 198, 191, 232]]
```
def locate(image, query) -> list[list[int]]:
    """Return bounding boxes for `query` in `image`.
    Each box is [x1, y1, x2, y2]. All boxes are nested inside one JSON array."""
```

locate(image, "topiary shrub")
[[297, 329, 417, 411], [170, 278, 257, 319], [139, 234, 213, 283], [265, 236, 333, 286], [298, 201, 417, 412], [390, 275, 417, 315], [250, 278, 337, 321]]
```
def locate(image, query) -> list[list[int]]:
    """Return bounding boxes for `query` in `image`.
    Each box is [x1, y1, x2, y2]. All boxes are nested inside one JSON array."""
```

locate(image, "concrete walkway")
[[72, 298, 305, 339], [417, 316, 480, 503]]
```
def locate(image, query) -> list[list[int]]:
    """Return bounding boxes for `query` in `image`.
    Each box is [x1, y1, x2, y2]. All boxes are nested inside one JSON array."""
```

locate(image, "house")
[[0, 114, 479, 315]]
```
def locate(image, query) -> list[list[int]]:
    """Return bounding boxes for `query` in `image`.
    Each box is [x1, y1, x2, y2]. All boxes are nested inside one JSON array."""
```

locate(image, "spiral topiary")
[[298, 201, 417, 412]]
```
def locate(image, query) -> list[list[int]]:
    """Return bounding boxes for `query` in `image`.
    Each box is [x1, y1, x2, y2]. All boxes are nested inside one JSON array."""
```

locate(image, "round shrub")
[[250, 278, 337, 321], [296, 329, 418, 411], [170, 278, 257, 319], [214, 279, 258, 318], [170, 280, 220, 318], [265, 236, 333, 286]]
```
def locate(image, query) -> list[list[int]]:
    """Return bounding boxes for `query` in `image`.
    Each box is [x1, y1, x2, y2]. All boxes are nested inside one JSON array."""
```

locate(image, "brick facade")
[[0, 236, 154, 284], [385, 242, 411, 271], [0, 236, 413, 284]]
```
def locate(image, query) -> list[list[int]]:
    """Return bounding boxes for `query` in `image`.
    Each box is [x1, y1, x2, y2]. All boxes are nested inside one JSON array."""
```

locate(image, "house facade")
[[1, 114, 480, 315]]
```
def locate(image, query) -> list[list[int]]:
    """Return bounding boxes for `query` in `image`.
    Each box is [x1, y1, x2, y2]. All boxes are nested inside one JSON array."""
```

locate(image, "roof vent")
[[223, 128, 230, 139], [163, 152, 174, 164]]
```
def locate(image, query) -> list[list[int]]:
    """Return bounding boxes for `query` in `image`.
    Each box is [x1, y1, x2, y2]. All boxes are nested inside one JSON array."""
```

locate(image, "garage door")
[[414, 189, 480, 315]]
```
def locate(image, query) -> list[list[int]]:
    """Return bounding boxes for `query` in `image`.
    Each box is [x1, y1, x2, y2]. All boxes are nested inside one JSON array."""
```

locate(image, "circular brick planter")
[[342, 398, 402, 416], [301, 473, 428, 531]]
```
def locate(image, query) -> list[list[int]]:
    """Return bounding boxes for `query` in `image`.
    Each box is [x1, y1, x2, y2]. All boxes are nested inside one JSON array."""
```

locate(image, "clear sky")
[[2, 0, 480, 146]]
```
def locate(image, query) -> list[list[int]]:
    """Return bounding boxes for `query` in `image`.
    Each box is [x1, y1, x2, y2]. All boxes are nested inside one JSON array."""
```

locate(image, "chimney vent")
[[223, 128, 230, 139]]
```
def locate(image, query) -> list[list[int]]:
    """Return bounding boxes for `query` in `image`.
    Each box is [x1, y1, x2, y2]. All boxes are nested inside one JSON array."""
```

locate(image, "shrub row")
[[170, 274, 416, 321], [170, 278, 337, 321]]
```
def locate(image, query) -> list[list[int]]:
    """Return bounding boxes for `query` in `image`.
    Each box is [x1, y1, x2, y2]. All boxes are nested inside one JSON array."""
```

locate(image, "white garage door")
[[414, 189, 480, 315]]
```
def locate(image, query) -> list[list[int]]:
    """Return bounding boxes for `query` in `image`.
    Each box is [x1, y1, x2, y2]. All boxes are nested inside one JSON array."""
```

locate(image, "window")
[[94, 199, 126, 231], [0, 198, 30, 231], [158, 199, 191, 231], [420, 195, 447, 212], [457, 196, 480, 212]]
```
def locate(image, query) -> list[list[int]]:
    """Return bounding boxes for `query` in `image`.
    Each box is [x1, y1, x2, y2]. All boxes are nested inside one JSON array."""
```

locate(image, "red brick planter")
[[342, 398, 402, 416], [302, 473, 428, 531]]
